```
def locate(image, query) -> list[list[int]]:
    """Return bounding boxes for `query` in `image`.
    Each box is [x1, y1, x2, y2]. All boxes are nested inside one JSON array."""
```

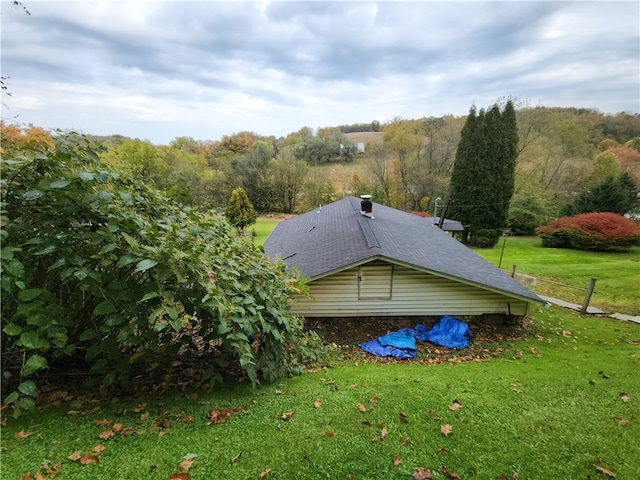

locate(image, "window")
[[358, 264, 393, 300]]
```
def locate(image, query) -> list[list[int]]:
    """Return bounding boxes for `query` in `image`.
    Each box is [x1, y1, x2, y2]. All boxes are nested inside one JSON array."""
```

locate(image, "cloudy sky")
[[2, 0, 638, 145]]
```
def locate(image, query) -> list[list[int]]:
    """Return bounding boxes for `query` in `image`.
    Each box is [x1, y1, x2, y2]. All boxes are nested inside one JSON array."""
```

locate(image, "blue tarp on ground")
[[358, 316, 471, 358]]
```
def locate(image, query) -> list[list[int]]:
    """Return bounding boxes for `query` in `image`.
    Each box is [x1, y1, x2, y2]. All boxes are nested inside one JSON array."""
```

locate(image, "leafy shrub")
[[469, 229, 503, 248], [1, 134, 322, 416], [537, 212, 640, 252]]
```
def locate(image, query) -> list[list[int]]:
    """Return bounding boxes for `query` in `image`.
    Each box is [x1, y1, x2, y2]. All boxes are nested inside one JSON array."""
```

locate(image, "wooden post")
[[510, 265, 516, 278], [580, 277, 597, 315], [437, 190, 454, 230]]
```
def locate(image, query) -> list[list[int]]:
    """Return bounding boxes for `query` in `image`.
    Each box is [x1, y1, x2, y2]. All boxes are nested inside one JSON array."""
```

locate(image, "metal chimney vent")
[[360, 194, 373, 218]]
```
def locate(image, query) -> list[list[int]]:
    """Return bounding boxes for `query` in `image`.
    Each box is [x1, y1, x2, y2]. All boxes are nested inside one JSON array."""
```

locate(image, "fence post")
[[580, 277, 597, 315], [510, 265, 516, 278]]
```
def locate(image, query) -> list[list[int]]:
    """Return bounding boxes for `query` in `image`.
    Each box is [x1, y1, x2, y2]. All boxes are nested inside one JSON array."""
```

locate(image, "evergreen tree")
[[561, 172, 639, 216], [225, 187, 256, 232], [448, 101, 519, 246]]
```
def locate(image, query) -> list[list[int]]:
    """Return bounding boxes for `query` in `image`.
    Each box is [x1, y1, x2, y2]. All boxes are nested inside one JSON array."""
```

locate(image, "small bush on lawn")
[[537, 212, 640, 252]]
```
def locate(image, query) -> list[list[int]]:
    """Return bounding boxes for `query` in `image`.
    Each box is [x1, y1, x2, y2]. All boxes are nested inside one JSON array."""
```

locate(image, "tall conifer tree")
[[448, 101, 518, 246]]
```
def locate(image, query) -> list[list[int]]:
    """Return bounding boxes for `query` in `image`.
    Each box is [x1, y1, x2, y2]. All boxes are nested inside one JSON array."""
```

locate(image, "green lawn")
[[2, 309, 639, 479], [251, 218, 282, 245], [474, 237, 640, 316]]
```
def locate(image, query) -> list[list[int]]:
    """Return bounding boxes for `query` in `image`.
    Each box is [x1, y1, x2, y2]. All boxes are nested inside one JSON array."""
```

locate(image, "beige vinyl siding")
[[293, 264, 529, 317]]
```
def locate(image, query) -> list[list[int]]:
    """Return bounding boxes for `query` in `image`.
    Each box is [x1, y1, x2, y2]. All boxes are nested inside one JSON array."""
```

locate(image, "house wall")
[[292, 264, 530, 317]]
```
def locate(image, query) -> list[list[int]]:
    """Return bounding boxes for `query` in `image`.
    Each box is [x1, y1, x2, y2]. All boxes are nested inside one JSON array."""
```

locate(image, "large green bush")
[[1, 134, 321, 416], [537, 212, 640, 252]]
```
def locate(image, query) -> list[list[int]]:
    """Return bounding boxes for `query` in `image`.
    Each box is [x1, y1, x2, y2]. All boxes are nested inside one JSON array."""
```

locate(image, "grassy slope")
[[2, 310, 639, 479], [473, 237, 640, 316]]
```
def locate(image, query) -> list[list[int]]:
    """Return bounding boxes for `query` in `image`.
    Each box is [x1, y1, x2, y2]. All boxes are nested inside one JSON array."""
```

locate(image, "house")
[[264, 196, 543, 320]]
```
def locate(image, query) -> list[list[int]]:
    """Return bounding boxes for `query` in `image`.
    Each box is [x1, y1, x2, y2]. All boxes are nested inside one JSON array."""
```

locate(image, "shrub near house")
[[537, 212, 640, 252]]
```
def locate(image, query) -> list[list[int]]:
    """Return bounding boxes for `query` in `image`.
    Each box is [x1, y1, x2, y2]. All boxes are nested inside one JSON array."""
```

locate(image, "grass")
[[473, 237, 640, 316], [251, 218, 283, 245], [2, 309, 639, 479]]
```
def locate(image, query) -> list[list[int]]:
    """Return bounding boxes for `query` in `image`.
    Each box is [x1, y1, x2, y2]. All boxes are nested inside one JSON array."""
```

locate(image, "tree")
[[225, 187, 256, 232], [271, 153, 309, 214], [561, 173, 638, 216], [448, 101, 519, 246]]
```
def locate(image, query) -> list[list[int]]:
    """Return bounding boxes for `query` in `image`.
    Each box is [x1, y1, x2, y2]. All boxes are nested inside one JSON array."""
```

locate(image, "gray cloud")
[[2, 1, 638, 144]]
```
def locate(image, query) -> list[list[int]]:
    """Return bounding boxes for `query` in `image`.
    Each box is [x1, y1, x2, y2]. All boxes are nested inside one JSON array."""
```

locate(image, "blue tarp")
[[358, 316, 471, 358]]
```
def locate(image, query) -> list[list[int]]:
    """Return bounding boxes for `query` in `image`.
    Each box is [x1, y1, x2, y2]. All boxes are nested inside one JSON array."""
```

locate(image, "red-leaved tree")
[[537, 212, 640, 252]]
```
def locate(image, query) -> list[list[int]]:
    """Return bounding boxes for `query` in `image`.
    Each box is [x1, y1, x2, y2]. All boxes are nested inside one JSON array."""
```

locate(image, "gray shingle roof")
[[264, 197, 543, 303]]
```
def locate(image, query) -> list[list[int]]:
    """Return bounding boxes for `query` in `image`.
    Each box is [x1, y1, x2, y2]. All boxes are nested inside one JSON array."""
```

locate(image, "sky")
[[2, 0, 639, 145]]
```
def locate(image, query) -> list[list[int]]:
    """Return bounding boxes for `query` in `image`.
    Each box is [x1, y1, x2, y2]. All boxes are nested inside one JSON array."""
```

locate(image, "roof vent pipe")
[[360, 194, 373, 218]]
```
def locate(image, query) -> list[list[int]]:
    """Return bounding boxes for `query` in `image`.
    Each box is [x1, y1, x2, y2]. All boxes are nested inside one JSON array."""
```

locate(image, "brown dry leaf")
[[393, 453, 402, 467], [20, 474, 34, 480], [616, 417, 630, 426], [369, 395, 381, 403], [313, 398, 322, 409], [112, 423, 124, 432], [52, 440, 61, 445], [357, 403, 366, 413], [594, 464, 616, 477], [324, 430, 335, 438], [14, 430, 34, 439], [562, 331, 572, 338], [400, 435, 410, 446], [121, 427, 136, 436], [448, 400, 462, 411], [441, 424, 453, 436], [98, 430, 115, 440], [230, 452, 242, 464], [280, 411, 294, 421], [132, 403, 147, 413], [35, 475, 47, 480], [511, 388, 523, 394], [180, 415, 194, 424], [179, 458, 194, 471], [40, 460, 61, 478], [169, 473, 189, 480], [399, 412, 408, 423], [208, 407, 240, 424], [68, 451, 83, 462], [140, 412, 149, 421], [441, 465, 461, 480], [619, 392, 629, 403], [80, 454, 101, 465], [380, 427, 388, 440], [437, 447, 448, 454], [92, 444, 106, 453], [259, 468, 272, 478], [94, 419, 112, 426], [413, 468, 433, 479], [512, 471, 519, 478]]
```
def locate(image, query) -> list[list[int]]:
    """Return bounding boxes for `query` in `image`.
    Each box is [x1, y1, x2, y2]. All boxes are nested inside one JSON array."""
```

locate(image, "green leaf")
[[140, 291, 159, 302], [4, 391, 19, 405], [79, 329, 98, 341], [50, 179, 71, 189], [117, 254, 139, 268], [21, 354, 48, 376], [2, 323, 22, 336], [79, 171, 95, 181], [18, 381, 37, 396], [18, 288, 44, 302], [19, 331, 40, 349], [93, 301, 116, 315], [98, 243, 117, 255], [135, 259, 158, 272]]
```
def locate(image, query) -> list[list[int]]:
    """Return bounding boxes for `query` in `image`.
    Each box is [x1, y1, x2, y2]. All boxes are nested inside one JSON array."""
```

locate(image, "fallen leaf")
[[179, 458, 194, 471], [20, 474, 33, 480], [80, 454, 101, 465], [324, 430, 334, 438], [180, 415, 194, 424], [259, 468, 272, 478], [619, 392, 629, 403], [230, 452, 242, 463], [112, 423, 124, 432], [511, 388, 523, 394], [400, 435, 410, 445], [441, 424, 453, 436], [413, 468, 433, 479], [512, 471, 519, 478], [140, 412, 149, 421], [357, 403, 367, 413], [594, 464, 616, 477], [14, 430, 34, 439], [92, 444, 106, 453], [280, 411, 294, 420], [393, 453, 402, 466], [94, 419, 112, 426], [399, 412, 408, 423], [121, 427, 136, 435], [448, 400, 462, 411], [562, 331, 572, 338], [616, 417, 630, 426], [369, 395, 381, 403], [169, 473, 189, 480], [313, 399, 321, 409], [380, 427, 388, 439], [68, 451, 83, 462], [530, 347, 541, 357], [40, 460, 61, 478], [436, 447, 448, 454], [207, 407, 240, 424], [98, 430, 115, 440], [441, 465, 461, 480]]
